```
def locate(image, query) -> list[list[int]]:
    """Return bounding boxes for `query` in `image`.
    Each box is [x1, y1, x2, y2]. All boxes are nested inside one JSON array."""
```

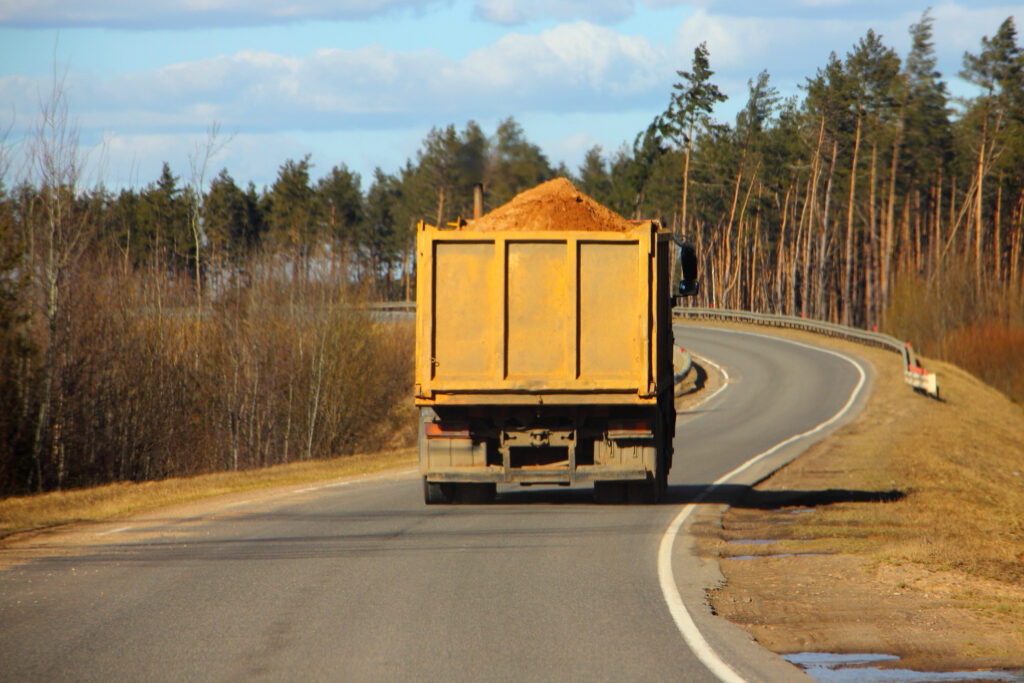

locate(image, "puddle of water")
[[727, 539, 779, 545], [723, 553, 830, 560], [784, 652, 1024, 682]]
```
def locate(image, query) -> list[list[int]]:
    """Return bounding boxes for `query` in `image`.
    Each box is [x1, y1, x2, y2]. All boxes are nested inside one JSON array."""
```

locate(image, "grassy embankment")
[[701, 322, 1024, 669], [753, 347, 1023, 585]]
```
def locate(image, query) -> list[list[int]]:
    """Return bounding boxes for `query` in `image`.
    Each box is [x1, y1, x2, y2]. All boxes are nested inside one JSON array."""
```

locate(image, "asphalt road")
[[0, 326, 868, 682]]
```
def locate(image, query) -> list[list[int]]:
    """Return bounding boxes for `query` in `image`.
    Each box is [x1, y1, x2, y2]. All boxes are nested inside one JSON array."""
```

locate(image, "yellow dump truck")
[[415, 179, 680, 504]]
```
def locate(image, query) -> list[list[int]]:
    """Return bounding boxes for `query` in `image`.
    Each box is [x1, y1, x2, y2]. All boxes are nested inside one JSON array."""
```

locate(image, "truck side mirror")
[[675, 241, 699, 302], [677, 279, 700, 297]]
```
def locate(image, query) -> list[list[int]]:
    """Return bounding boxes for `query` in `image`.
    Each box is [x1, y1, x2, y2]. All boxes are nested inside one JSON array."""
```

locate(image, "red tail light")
[[607, 419, 654, 439]]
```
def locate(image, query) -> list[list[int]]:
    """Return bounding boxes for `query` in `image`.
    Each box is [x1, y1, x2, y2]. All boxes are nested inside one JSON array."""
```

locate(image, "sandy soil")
[[466, 177, 637, 232]]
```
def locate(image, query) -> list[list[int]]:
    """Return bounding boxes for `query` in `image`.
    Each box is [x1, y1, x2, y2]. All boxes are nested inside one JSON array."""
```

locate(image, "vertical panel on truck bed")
[[433, 241, 497, 381], [505, 242, 569, 382], [577, 242, 641, 381]]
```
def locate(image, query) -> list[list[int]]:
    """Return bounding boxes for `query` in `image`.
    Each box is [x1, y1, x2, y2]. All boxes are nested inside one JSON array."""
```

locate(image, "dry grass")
[[0, 447, 416, 541], [771, 349, 1024, 585], [943, 322, 1024, 407]]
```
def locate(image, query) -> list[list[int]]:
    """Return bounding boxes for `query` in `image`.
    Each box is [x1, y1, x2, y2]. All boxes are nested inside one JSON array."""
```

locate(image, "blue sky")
[[2, 1, 1022, 192]]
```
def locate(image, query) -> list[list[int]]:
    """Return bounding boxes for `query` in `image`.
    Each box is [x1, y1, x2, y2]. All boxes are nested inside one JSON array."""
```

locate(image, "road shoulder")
[[683, 322, 1024, 676]]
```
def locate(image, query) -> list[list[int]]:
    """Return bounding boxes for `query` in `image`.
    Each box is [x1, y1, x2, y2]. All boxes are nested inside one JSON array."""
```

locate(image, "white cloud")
[[669, 3, 1024, 107], [0, 0, 446, 27], [473, 0, 635, 24], [674, 9, 852, 71], [6, 1, 1023, 190], [3, 22, 668, 142], [4, 0, 1019, 34]]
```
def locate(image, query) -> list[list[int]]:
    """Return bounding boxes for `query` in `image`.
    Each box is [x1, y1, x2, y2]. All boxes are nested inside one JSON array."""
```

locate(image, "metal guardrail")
[[362, 301, 416, 322], [672, 307, 939, 399], [363, 302, 416, 312]]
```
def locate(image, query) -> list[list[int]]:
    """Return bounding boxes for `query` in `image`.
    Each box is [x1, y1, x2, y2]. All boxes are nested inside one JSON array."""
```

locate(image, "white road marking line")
[[221, 465, 421, 508], [659, 330, 868, 682], [687, 352, 730, 409], [98, 526, 132, 536], [296, 467, 419, 494], [391, 467, 420, 477]]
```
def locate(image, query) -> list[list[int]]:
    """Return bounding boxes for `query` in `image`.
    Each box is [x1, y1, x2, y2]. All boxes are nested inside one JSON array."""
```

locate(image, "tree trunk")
[[974, 128, 985, 291], [865, 142, 878, 327], [680, 123, 695, 238], [802, 116, 826, 317], [882, 118, 903, 324], [843, 114, 862, 326], [934, 174, 943, 283], [792, 175, 811, 316], [435, 185, 446, 228], [775, 184, 793, 312], [817, 139, 838, 319], [1011, 186, 1024, 289], [994, 173, 1003, 283]]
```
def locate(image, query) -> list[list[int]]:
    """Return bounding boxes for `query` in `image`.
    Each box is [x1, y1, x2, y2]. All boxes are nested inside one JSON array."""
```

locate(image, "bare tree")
[[25, 66, 90, 491], [186, 122, 231, 312]]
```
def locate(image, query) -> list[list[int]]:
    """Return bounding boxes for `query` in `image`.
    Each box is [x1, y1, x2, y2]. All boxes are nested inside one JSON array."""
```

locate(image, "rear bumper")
[[418, 404, 670, 486], [424, 465, 653, 485]]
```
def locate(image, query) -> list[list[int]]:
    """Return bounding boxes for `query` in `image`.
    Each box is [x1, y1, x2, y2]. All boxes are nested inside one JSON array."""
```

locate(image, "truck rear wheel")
[[594, 481, 627, 504], [626, 447, 667, 504], [423, 478, 456, 505], [626, 477, 661, 504], [456, 482, 497, 504]]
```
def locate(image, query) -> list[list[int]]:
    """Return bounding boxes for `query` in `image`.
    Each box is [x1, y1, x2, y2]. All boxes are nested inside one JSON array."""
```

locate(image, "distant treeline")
[[2, 9, 1023, 495]]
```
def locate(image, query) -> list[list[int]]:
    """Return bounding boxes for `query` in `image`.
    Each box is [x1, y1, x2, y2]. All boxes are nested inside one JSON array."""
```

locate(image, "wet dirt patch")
[[783, 652, 1023, 682]]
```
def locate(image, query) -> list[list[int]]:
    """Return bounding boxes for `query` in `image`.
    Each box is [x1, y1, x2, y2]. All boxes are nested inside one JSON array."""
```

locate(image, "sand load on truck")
[[466, 177, 634, 232]]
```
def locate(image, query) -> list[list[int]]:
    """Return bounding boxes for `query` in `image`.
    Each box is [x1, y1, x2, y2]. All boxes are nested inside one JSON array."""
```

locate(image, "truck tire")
[[594, 481, 627, 504], [626, 447, 666, 504], [626, 477, 661, 504], [423, 478, 455, 504], [456, 482, 497, 504]]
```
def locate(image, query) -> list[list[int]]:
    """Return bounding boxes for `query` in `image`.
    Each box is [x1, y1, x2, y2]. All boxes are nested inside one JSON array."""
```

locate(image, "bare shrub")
[[1, 246, 415, 495], [887, 266, 1024, 405], [944, 323, 1024, 405]]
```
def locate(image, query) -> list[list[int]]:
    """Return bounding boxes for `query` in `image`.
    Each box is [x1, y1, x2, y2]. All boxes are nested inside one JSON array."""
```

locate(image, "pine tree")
[[663, 42, 727, 240], [960, 17, 1024, 287], [578, 146, 613, 207], [268, 155, 316, 280], [317, 164, 363, 275]]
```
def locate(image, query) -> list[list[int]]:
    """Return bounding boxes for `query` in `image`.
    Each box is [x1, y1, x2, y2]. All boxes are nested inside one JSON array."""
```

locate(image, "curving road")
[[0, 326, 870, 682]]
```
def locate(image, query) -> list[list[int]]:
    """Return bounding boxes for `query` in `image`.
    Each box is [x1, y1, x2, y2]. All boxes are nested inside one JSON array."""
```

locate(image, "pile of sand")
[[466, 178, 635, 232]]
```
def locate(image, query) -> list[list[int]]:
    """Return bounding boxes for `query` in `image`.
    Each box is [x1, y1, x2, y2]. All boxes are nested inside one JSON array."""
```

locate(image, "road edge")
[[661, 327, 876, 682]]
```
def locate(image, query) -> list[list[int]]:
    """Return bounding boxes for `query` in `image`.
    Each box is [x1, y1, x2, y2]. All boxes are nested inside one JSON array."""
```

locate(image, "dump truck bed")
[[415, 221, 672, 405]]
